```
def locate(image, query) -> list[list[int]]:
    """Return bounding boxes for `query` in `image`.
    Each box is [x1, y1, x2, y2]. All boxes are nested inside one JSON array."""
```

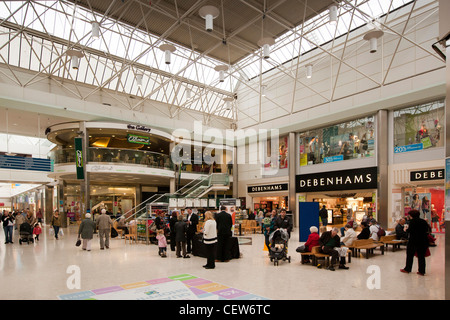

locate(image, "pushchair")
[[19, 222, 34, 245], [269, 229, 291, 266]]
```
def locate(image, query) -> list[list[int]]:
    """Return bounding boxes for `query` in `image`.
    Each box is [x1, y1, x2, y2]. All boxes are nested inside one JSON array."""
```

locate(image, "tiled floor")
[[0, 224, 445, 300]]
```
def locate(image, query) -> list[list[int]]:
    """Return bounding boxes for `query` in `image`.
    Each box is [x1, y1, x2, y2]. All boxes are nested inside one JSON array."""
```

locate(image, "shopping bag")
[[58, 229, 64, 237], [111, 227, 118, 238], [49, 228, 54, 237], [415, 248, 431, 258]]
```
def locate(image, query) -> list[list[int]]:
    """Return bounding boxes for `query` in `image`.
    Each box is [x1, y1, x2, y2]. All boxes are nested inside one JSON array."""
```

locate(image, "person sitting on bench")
[[318, 227, 349, 271]]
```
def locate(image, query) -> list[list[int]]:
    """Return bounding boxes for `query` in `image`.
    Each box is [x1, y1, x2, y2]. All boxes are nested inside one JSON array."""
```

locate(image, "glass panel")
[[299, 116, 375, 166], [393, 99, 445, 152]]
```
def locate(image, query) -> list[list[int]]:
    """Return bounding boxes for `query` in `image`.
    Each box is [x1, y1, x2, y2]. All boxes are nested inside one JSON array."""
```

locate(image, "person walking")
[[202, 211, 217, 269], [215, 206, 233, 262], [78, 213, 96, 251], [51, 210, 62, 240], [400, 209, 430, 276], [169, 211, 178, 252], [1, 211, 14, 244], [96, 209, 113, 250], [319, 205, 328, 227]]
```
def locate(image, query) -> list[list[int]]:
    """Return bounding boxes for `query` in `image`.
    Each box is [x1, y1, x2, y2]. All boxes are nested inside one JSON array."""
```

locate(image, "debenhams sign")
[[296, 167, 378, 193], [248, 183, 288, 193]]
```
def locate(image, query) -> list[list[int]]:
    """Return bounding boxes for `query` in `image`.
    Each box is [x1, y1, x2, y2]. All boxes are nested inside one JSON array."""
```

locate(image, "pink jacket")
[[156, 234, 167, 248]]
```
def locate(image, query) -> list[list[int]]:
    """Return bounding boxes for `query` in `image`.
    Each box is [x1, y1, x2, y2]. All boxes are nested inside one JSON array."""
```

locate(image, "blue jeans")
[[4, 226, 13, 243], [53, 226, 60, 239]]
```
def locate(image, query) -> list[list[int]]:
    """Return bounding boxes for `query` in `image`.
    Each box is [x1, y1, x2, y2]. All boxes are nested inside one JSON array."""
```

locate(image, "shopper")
[[174, 214, 189, 258], [169, 211, 178, 252], [395, 218, 408, 240], [96, 209, 113, 250], [15, 211, 26, 236], [341, 223, 357, 246], [319, 205, 328, 227], [274, 209, 293, 238], [215, 206, 233, 262], [202, 211, 217, 269], [357, 221, 370, 239], [421, 196, 430, 222], [263, 212, 274, 251], [36, 209, 43, 224], [156, 229, 167, 258], [369, 219, 381, 241], [32, 223, 42, 242], [400, 209, 429, 276], [318, 227, 349, 271], [296, 226, 320, 264], [185, 208, 198, 254], [1, 211, 14, 244], [117, 216, 129, 235], [78, 213, 96, 251], [51, 210, 61, 240]]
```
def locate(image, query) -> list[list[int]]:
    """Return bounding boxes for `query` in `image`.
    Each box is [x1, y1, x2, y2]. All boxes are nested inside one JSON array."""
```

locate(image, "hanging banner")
[[74, 137, 84, 180]]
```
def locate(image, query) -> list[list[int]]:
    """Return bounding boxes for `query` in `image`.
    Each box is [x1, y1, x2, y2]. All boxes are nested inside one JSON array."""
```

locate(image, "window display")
[[393, 99, 444, 153], [299, 116, 375, 166]]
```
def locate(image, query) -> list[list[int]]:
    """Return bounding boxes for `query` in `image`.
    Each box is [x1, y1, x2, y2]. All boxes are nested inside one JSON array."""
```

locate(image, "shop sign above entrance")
[[295, 167, 377, 192], [410, 169, 444, 182], [127, 124, 152, 133], [127, 134, 150, 145], [248, 183, 288, 193]]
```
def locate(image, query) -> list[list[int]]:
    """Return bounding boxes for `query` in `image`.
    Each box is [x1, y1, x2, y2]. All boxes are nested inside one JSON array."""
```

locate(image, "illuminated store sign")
[[296, 167, 377, 192], [410, 169, 444, 182], [248, 183, 288, 193], [127, 134, 150, 145]]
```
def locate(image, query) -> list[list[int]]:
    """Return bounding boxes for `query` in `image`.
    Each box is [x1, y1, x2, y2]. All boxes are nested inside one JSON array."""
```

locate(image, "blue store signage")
[[394, 143, 423, 154], [323, 155, 344, 163], [0, 155, 52, 172]]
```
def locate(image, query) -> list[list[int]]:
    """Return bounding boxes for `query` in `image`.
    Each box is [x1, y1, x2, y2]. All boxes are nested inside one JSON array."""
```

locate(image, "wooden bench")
[[309, 246, 352, 267], [348, 239, 384, 259], [379, 235, 407, 252]]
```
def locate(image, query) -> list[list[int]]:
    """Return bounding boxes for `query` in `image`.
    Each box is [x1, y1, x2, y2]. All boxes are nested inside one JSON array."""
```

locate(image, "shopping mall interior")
[[0, 0, 449, 304]]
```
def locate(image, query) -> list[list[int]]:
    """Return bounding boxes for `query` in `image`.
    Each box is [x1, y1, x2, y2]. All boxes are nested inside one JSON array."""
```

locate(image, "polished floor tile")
[[0, 225, 445, 300]]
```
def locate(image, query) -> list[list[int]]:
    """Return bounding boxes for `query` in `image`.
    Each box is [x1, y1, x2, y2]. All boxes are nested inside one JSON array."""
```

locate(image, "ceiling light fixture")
[[214, 65, 228, 82], [135, 72, 143, 88], [223, 97, 233, 110], [159, 44, 176, 64], [91, 21, 100, 40], [66, 49, 84, 69], [261, 85, 267, 97], [258, 38, 275, 59], [306, 64, 313, 79], [199, 5, 220, 32], [363, 29, 384, 53], [328, 4, 338, 25]]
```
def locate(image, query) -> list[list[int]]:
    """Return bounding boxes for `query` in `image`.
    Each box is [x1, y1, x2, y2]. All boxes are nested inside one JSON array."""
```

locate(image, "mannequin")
[[430, 204, 440, 232]]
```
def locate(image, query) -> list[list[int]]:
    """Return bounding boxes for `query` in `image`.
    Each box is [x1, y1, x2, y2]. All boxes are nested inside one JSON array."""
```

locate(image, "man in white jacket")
[[369, 219, 380, 241]]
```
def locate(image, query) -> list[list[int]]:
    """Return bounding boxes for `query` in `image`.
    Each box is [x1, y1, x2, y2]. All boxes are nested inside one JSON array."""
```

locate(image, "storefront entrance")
[[306, 190, 376, 227]]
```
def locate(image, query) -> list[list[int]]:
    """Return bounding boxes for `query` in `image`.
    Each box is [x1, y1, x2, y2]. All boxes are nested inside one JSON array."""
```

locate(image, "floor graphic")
[[58, 274, 269, 300]]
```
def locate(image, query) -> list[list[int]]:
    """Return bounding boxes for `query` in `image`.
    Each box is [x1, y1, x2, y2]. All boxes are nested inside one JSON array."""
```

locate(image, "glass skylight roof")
[[0, 0, 414, 120]]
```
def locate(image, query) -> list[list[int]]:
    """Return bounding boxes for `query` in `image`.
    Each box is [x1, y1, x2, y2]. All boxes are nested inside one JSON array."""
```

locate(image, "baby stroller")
[[269, 229, 291, 266], [19, 222, 34, 245]]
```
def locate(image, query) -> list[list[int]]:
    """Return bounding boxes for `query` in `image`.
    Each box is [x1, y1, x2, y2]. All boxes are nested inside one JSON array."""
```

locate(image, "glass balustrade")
[[48, 147, 233, 175]]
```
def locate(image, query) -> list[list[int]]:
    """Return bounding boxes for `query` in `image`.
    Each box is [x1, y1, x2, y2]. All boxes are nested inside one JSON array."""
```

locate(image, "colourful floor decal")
[[58, 274, 269, 300]]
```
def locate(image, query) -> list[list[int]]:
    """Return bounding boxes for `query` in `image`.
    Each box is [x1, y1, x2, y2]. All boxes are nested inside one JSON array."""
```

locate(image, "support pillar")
[[377, 110, 389, 227], [288, 132, 297, 225]]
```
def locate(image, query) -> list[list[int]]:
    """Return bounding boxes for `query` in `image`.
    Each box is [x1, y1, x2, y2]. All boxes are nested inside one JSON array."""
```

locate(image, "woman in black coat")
[[400, 210, 429, 276], [169, 211, 178, 252]]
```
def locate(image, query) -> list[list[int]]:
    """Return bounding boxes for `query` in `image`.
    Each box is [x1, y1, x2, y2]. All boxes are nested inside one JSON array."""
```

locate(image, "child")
[[33, 223, 42, 241], [156, 229, 167, 258]]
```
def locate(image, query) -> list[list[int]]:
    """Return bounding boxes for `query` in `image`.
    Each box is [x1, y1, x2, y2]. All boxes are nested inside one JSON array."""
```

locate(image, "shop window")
[[299, 116, 375, 166], [393, 100, 444, 153]]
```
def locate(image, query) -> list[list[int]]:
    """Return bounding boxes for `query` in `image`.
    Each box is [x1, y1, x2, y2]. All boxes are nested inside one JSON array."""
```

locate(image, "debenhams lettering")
[[251, 185, 284, 192], [295, 167, 378, 192], [298, 174, 372, 188]]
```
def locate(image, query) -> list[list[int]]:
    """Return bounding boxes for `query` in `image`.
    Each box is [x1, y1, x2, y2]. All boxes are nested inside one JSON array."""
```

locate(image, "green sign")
[[127, 134, 150, 145], [421, 136, 432, 149], [74, 137, 84, 180]]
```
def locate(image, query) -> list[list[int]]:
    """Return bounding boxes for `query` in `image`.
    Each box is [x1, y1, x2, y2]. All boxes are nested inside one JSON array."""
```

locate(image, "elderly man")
[[96, 209, 114, 249], [395, 218, 408, 240], [318, 227, 349, 271]]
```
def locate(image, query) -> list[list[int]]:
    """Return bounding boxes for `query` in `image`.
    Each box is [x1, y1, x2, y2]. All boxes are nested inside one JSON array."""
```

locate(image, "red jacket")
[[304, 233, 320, 251]]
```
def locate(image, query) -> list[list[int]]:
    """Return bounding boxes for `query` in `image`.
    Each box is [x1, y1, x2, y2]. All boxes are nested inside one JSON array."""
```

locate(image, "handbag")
[[111, 227, 118, 238], [76, 237, 82, 247]]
